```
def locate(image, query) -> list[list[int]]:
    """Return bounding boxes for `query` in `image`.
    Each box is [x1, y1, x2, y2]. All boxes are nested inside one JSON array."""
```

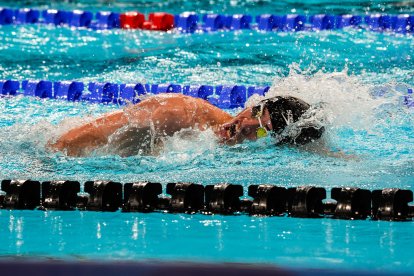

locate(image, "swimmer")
[[48, 94, 324, 157]]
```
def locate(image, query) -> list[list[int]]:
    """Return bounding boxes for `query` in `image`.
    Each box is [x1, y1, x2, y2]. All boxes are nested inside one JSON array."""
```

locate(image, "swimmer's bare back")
[[48, 94, 233, 156]]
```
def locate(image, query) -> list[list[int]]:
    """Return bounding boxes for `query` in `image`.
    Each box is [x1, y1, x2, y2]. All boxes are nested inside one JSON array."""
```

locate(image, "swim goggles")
[[251, 103, 269, 138]]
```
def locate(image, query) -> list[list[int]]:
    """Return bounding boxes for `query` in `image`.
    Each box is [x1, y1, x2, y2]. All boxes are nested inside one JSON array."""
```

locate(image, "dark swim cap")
[[256, 96, 325, 145]]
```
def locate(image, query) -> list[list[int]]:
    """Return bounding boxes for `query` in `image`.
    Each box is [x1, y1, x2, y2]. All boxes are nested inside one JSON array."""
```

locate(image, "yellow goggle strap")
[[255, 104, 268, 138]]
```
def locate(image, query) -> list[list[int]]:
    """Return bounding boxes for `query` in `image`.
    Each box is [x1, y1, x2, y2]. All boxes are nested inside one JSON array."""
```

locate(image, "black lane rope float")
[[1, 180, 413, 221]]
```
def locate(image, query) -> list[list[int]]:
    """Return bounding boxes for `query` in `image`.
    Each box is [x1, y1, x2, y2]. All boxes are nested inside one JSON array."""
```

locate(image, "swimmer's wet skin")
[[49, 93, 324, 157]]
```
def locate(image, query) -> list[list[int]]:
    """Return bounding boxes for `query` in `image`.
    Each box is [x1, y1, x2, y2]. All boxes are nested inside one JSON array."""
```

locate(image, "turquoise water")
[[0, 0, 414, 273], [1, 210, 413, 272]]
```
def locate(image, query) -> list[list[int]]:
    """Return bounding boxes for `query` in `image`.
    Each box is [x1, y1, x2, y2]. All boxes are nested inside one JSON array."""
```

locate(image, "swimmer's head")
[[253, 96, 325, 145], [219, 96, 324, 145]]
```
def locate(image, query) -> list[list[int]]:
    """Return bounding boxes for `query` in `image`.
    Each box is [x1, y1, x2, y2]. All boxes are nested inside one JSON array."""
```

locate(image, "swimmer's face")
[[220, 107, 272, 145]]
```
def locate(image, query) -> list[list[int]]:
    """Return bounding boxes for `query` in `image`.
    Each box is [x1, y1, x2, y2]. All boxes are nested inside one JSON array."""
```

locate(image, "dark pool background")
[[0, 0, 413, 273]]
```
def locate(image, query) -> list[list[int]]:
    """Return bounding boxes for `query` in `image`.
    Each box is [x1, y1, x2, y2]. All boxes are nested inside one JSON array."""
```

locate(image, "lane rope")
[[1, 180, 413, 221], [1, 79, 413, 109], [0, 8, 413, 34]]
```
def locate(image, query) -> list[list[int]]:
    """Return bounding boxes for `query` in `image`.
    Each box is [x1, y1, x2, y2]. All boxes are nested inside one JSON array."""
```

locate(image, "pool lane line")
[[1, 80, 413, 109], [0, 8, 413, 34], [0, 79, 267, 109], [1, 180, 413, 221]]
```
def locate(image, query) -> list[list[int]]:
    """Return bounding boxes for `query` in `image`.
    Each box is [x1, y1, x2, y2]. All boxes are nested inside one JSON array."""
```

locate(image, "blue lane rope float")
[[1, 79, 413, 109], [0, 179, 413, 221], [0, 7, 413, 34], [0, 79, 271, 109], [404, 88, 414, 107]]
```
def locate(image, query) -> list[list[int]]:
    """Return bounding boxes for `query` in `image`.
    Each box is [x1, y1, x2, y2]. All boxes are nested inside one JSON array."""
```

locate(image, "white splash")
[[245, 64, 404, 130], [158, 128, 219, 164]]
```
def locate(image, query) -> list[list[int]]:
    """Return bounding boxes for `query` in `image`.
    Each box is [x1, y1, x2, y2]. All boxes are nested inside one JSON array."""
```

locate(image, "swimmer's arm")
[[48, 111, 128, 156], [319, 148, 359, 160], [301, 140, 360, 160]]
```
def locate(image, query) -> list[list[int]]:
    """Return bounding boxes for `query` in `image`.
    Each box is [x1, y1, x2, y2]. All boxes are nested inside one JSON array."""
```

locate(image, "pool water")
[[0, 0, 413, 273]]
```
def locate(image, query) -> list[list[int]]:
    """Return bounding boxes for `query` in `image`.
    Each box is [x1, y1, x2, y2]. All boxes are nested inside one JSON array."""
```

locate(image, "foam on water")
[[159, 128, 219, 161], [247, 64, 408, 128]]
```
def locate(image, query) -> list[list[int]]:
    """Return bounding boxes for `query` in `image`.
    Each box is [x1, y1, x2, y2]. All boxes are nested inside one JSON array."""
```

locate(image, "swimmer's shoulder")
[[153, 93, 232, 126]]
